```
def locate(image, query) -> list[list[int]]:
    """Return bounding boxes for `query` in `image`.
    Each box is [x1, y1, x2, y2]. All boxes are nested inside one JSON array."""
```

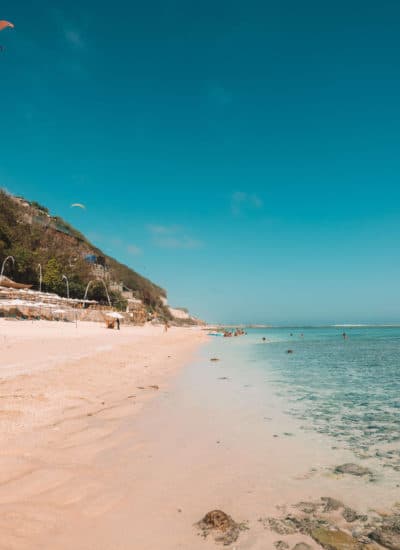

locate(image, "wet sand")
[[0, 323, 397, 549]]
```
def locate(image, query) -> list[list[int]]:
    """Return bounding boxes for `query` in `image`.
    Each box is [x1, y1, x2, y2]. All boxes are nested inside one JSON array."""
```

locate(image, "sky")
[[2, 0, 400, 324]]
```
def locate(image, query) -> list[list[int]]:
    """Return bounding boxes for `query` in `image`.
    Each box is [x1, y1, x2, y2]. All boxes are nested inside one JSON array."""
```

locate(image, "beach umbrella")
[[106, 312, 124, 319]]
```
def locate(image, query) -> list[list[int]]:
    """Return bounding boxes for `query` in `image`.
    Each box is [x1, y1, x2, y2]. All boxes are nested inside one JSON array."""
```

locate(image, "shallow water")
[[242, 327, 400, 471]]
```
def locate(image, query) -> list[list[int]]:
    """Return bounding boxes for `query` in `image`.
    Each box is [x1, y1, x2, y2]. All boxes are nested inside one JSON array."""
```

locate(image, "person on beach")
[[164, 321, 169, 333], [116, 318, 120, 330]]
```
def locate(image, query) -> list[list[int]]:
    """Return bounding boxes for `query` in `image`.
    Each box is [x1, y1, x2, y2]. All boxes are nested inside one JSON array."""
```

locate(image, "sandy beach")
[[0, 320, 207, 550], [1, 322, 398, 549]]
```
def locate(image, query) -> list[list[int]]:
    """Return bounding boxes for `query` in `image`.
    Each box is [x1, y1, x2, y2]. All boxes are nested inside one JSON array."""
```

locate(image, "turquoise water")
[[245, 327, 400, 470]]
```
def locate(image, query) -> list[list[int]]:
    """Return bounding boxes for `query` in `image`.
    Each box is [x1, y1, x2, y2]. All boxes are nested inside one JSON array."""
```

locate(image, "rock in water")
[[263, 514, 328, 537], [196, 510, 245, 546], [369, 514, 400, 550], [295, 501, 320, 514], [370, 530, 400, 550], [274, 541, 289, 550], [321, 497, 344, 512], [293, 544, 313, 550], [312, 527, 378, 550], [334, 463, 373, 477], [264, 517, 298, 535], [342, 507, 367, 523]]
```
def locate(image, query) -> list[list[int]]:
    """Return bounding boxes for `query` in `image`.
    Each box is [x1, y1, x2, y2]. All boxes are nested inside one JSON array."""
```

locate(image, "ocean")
[[238, 326, 400, 472]]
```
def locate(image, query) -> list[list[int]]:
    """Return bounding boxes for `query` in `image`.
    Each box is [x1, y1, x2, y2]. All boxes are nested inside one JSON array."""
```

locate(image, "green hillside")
[[0, 189, 171, 318]]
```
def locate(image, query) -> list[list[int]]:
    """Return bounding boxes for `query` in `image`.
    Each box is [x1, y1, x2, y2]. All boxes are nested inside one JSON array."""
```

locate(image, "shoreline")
[[1, 322, 399, 549]]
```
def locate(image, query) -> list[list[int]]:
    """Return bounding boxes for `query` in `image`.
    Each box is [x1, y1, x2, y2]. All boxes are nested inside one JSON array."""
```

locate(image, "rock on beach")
[[334, 463, 373, 477], [196, 510, 246, 546]]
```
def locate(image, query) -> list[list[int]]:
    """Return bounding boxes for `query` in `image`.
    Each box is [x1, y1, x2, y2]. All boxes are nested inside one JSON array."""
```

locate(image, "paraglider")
[[0, 20, 14, 53], [71, 203, 86, 209], [0, 21, 14, 32]]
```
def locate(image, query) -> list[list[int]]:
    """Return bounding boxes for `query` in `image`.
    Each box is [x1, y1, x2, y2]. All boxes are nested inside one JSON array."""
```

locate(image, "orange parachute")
[[0, 21, 14, 32]]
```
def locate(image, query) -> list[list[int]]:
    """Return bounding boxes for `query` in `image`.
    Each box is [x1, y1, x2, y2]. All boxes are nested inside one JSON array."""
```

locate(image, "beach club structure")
[[0, 276, 161, 325], [0, 276, 99, 322]]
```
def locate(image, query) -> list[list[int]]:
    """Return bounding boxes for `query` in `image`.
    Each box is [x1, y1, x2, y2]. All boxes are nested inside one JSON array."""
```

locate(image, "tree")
[[43, 258, 62, 294], [12, 244, 36, 283], [86, 280, 110, 304], [109, 290, 128, 312]]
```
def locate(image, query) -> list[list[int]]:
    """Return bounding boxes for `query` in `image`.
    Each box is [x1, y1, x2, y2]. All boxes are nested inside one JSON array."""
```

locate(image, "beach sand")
[[0, 320, 207, 550], [0, 322, 397, 549]]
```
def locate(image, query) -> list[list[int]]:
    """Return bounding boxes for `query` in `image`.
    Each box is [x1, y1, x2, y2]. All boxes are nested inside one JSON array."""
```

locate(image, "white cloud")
[[231, 191, 263, 216], [147, 224, 203, 250]]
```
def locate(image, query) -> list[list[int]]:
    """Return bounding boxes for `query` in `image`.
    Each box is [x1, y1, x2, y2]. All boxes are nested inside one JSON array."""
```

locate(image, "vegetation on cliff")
[[0, 190, 170, 317]]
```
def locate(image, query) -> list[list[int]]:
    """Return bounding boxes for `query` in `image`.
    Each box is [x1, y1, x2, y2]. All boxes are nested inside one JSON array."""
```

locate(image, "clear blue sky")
[[2, 1, 400, 324]]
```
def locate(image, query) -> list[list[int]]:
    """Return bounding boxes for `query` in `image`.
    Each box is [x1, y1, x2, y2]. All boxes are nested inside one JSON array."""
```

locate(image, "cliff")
[[0, 189, 172, 319]]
